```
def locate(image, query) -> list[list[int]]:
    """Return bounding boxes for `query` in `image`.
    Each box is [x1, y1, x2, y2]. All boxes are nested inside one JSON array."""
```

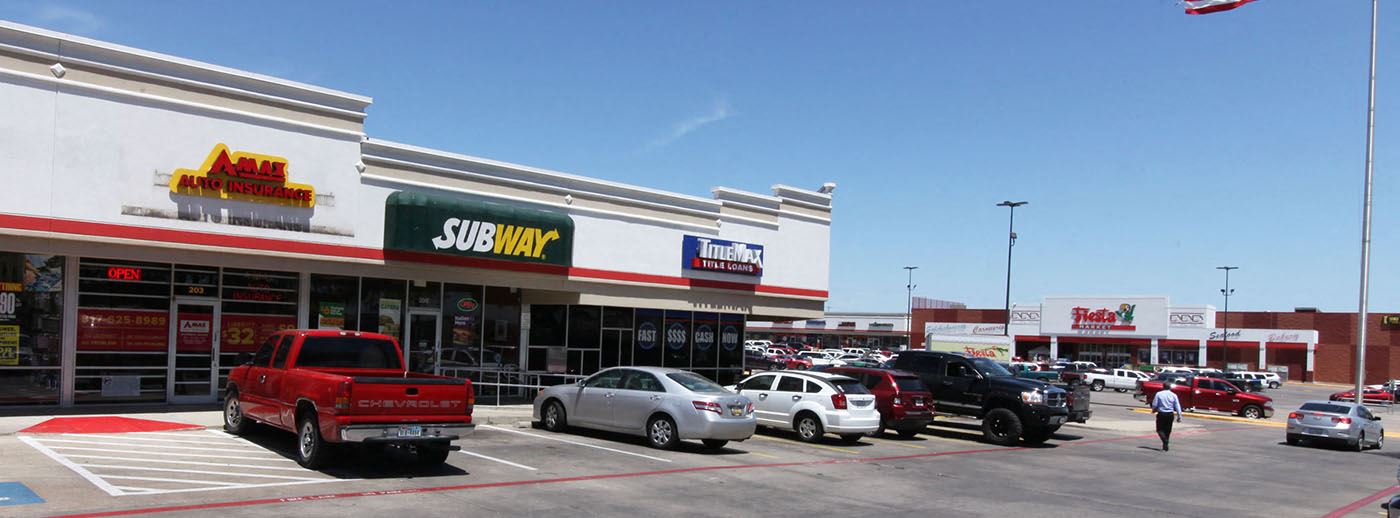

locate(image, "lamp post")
[[904, 266, 918, 351], [1217, 266, 1237, 368], [997, 201, 1028, 336], [1354, 0, 1380, 406]]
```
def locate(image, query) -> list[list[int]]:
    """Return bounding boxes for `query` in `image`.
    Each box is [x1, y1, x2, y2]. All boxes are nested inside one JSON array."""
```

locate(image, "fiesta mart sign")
[[1041, 297, 1169, 337]]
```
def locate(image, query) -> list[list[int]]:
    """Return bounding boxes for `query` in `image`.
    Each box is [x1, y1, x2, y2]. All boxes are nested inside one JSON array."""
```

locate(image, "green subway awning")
[[384, 191, 574, 267]]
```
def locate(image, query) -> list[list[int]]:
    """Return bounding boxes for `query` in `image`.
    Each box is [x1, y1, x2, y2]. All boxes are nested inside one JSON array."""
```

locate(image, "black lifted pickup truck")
[[894, 351, 1089, 446]]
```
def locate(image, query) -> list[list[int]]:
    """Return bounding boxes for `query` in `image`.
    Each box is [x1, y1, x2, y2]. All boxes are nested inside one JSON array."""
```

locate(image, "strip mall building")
[[0, 22, 831, 407], [916, 296, 1400, 383]]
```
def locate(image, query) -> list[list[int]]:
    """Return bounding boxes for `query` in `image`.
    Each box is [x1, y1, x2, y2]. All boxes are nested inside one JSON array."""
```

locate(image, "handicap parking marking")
[[0, 482, 44, 507], [19, 429, 356, 497], [479, 425, 673, 463]]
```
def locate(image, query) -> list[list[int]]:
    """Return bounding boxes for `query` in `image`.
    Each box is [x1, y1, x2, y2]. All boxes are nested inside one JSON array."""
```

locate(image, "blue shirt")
[[1151, 389, 1183, 415]]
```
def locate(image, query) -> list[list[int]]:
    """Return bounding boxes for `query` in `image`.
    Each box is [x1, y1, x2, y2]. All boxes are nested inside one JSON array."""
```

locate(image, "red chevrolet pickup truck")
[[1137, 376, 1273, 419], [224, 330, 474, 468]]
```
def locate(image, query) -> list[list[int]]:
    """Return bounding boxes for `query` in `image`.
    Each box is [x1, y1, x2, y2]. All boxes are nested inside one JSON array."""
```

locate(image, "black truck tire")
[[982, 408, 1023, 446]]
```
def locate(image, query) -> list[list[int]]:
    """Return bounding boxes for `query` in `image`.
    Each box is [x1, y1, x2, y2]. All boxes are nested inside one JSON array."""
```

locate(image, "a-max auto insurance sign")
[[1041, 297, 1169, 338]]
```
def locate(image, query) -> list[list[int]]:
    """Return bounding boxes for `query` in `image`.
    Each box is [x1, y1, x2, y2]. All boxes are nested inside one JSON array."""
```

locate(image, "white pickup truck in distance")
[[1080, 368, 1150, 392]]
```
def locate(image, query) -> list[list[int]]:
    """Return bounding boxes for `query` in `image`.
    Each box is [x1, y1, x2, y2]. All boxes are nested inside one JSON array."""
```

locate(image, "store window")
[[484, 286, 521, 373], [0, 253, 63, 406], [308, 275, 358, 331], [440, 283, 484, 376], [219, 268, 298, 390], [359, 278, 407, 342], [691, 312, 719, 373], [601, 307, 633, 370], [663, 310, 692, 369], [718, 314, 745, 380], [567, 305, 601, 375], [634, 309, 663, 367], [76, 258, 171, 404], [408, 281, 441, 310]]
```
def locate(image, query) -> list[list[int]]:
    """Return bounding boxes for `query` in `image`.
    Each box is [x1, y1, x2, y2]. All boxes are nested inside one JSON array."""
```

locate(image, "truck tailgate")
[[349, 376, 472, 417]]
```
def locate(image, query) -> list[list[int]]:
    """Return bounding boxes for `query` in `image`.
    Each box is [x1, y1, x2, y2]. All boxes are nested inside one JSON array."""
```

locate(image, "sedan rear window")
[[295, 337, 402, 369], [894, 377, 927, 392], [833, 380, 871, 395], [1299, 403, 1352, 414], [666, 372, 729, 394]]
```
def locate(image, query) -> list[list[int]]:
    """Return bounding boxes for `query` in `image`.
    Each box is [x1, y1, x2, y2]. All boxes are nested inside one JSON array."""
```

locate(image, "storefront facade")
[[914, 297, 1320, 382], [745, 312, 910, 350], [0, 22, 831, 406]]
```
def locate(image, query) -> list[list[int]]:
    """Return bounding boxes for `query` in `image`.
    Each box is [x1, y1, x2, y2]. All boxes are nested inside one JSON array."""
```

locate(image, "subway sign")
[[384, 191, 574, 266], [681, 235, 764, 277]]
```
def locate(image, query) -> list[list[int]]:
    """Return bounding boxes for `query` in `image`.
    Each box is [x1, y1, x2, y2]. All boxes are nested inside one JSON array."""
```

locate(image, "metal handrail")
[[439, 367, 587, 406]]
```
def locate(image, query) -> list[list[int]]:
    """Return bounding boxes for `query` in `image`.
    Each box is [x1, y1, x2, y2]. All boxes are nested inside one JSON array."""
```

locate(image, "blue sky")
[[4, 1, 1397, 313]]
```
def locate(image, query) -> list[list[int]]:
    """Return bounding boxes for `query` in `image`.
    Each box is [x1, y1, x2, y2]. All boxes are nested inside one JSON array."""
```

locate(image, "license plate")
[[914, 398, 924, 406], [729, 406, 743, 416], [398, 425, 423, 437], [1049, 416, 1067, 425], [1303, 427, 1326, 436]]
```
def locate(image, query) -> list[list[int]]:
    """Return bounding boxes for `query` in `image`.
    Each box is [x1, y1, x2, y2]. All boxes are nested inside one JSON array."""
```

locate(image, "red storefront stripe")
[[0, 214, 828, 298]]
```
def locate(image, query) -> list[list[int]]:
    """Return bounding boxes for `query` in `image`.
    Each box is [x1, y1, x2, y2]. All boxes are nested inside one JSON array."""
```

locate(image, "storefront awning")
[[384, 191, 574, 267]]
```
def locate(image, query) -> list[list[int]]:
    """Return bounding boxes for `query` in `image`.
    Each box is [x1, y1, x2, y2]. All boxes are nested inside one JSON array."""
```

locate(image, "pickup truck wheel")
[[542, 400, 568, 432], [647, 415, 679, 450], [1090, 380, 1105, 392], [1240, 405, 1263, 420], [296, 415, 330, 469], [415, 441, 452, 465], [795, 413, 824, 443], [223, 392, 251, 435], [982, 408, 1022, 447]]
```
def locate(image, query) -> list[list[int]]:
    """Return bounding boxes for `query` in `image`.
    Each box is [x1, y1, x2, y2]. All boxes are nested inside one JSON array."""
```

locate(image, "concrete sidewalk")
[[0, 404, 537, 436]]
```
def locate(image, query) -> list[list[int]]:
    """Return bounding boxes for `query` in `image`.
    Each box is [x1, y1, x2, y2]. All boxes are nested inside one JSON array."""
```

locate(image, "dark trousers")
[[1155, 412, 1175, 445]]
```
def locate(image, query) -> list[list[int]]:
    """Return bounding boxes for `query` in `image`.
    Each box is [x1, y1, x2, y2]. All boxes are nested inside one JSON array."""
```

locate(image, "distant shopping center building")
[[0, 21, 832, 406], [745, 312, 911, 350], [915, 296, 1400, 383]]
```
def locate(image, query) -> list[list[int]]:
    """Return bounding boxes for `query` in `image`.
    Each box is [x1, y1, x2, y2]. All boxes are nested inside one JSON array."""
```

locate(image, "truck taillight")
[[466, 385, 475, 414], [335, 381, 351, 410], [831, 393, 848, 410], [1332, 416, 1352, 424], [693, 401, 721, 414]]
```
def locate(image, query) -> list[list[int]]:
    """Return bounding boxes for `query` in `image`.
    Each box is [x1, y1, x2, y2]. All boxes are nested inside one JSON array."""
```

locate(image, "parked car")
[[1240, 371, 1283, 389], [729, 371, 880, 443], [1137, 377, 1273, 419], [1004, 362, 1060, 382], [1220, 372, 1265, 392], [1286, 400, 1384, 451], [745, 340, 774, 349], [1080, 368, 1150, 392], [774, 355, 813, 370], [224, 330, 475, 468], [825, 367, 935, 438], [893, 351, 1075, 446], [1330, 387, 1397, 404], [535, 367, 756, 450], [798, 350, 846, 367], [744, 349, 787, 372], [842, 348, 870, 356]]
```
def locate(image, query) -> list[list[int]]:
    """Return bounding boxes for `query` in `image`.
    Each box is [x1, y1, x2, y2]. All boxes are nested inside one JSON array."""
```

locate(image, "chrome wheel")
[[224, 396, 241, 428], [544, 403, 559, 428], [650, 419, 673, 445], [797, 417, 818, 439], [299, 421, 316, 459], [1242, 406, 1261, 419]]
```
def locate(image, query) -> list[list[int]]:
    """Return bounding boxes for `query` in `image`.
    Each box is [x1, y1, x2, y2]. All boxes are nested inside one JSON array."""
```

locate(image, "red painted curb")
[[20, 417, 204, 434]]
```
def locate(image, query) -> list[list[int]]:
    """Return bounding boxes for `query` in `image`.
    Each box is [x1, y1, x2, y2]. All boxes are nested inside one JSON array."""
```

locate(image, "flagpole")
[[1354, 0, 1379, 405]]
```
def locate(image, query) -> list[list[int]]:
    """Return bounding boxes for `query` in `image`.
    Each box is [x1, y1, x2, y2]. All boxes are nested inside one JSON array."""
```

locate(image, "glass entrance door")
[[169, 299, 220, 403], [405, 311, 440, 374]]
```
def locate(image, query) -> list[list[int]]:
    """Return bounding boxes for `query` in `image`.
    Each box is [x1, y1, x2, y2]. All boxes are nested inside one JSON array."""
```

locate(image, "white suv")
[[797, 350, 845, 367], [1243, 371, 1282, 389], [729, 371, 879, 443]]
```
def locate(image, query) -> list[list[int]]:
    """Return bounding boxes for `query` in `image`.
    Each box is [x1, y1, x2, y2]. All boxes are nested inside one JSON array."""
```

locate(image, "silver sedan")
[[1285, 400, 1385, 451], [533, 367, 756, 450]]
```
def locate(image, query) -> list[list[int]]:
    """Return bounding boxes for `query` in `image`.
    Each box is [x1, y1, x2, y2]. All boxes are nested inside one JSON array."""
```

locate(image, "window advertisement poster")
[[317, 302, 346, 330], [379, 298, 402, 337], [0, 324, 17, 366], [450, 295, 479, 347], [220, 314, 296, 352], [76, 309, 169, 351], [176, 312, 214, 352]]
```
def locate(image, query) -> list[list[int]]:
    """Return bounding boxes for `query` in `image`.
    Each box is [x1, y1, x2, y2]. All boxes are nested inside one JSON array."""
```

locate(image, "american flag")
[[1184, 0, 1257, 15]]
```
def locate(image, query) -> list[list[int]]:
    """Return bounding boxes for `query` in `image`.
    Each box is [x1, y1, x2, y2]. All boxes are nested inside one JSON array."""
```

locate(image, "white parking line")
[[480, 425, 673, 463], [45, 446, 298, 462], [22, 430, 358, 497], [63, 433, 239, 445], [457, 450, 538, 471], [129, 431, 239, 440]]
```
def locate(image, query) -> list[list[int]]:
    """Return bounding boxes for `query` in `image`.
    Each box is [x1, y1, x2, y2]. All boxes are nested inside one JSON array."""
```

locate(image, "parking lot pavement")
[[8, 411, 1400, 517], [1088, 382, 1358, 424]]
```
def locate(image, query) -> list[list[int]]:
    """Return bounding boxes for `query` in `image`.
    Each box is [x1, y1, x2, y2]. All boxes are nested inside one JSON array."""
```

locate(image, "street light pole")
[[1354, 0, 1380, 406], [997, 201, 1028, 336], [1217, 266, 1237, 368], [904, 266, 918, 351]]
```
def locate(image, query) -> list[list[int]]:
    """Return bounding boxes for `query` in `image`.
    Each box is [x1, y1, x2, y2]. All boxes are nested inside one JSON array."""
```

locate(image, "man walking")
[[1151, 382, 1184, 451]]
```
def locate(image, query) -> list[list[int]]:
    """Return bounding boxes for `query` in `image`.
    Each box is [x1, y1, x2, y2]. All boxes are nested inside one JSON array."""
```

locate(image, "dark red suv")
[[825, 367, 934, 437]]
